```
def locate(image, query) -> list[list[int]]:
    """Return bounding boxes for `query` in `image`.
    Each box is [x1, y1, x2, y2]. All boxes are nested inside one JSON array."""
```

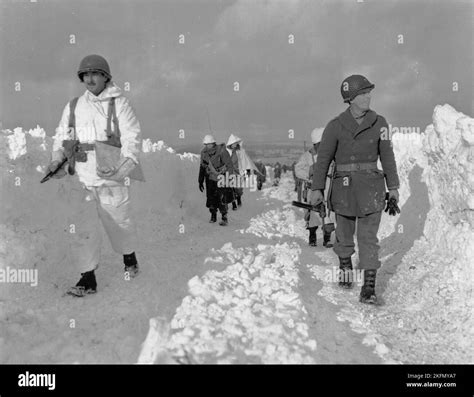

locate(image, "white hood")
[[226, 133, 242, 148]]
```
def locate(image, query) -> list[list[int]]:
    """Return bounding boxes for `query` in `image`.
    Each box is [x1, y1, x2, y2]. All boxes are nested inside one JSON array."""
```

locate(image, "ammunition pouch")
[[62, 140, 96, 175]]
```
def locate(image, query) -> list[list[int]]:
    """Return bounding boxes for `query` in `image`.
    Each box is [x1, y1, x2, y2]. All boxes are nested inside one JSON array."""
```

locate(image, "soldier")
[[255, 161, 267, 190], [226, 134, 260, 208], [226, 134, 245, 210], [199, 135, 234, 225], [47, 54, 143, 297], [310, 75, 400, 304], [295, 128, 335, 247], [273, 162, 282, 186]]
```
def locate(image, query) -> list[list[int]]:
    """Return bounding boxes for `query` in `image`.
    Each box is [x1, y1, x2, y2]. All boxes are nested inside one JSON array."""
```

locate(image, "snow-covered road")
[[1, 104, 472, 364]]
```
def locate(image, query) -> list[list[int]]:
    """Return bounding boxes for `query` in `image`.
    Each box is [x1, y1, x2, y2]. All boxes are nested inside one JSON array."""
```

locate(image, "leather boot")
[[308, 226, 318, 246], [67, 270, 97, 297], [323, 232, 333, 248], [338, 257, 353, 289], [359, 269, 378, 304], [219, 214, 228, 226], [124, 252, 139, 278]]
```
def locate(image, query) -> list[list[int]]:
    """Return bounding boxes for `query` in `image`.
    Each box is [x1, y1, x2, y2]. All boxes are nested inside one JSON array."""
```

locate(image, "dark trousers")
[[333, 211, 382, 270], [205, 179, 228, 215]]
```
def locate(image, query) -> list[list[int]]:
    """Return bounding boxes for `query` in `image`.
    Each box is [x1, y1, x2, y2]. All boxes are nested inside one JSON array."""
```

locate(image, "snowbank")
[[0, 127, 203, 298], [378, 104, 473, 363], [142, 242, 316, 364]]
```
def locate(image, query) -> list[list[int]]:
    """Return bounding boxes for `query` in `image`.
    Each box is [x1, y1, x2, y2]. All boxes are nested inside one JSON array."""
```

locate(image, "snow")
[[306, 104, 474, 363], [1, 104, 472, 364], [239, 206, 307, 241], [163, 242, 317, 364]]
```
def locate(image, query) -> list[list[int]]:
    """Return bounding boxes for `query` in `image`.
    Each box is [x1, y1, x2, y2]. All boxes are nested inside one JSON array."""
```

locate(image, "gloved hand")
[[199, 183, 204, 192], [309, 189, 324, 206], [47, 160, 67, 179], [385, 190, 401, 216], [97, 158, 136, 181], [388, 189, 399, 203]]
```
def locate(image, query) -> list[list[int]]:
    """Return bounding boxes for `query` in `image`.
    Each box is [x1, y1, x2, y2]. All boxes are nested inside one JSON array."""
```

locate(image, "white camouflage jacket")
[[52, 82, 141, 187]]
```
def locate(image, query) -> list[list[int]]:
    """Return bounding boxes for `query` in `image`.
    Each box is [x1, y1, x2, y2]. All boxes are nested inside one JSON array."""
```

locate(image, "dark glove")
[[385, 192, 401, 216], [314, 202, 326, 219], [199, 183, 204, 192]]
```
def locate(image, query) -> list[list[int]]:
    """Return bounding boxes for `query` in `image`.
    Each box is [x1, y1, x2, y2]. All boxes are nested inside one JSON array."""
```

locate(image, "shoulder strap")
[[106, 97, 119, 139], [105, 97, 122, 147], [308, 148, 316, 165], [69, 97, 79, 139]]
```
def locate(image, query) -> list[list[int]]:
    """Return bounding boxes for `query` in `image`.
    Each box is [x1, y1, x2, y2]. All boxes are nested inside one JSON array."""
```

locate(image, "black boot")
[[124, 252, 139, 278], [360, 269, 378, 304], [232, 201, 238, 211], [236, 196, 242, 207], [219, 214, 228, 226], [308, 226, 318, 246], [210, 211, 217, 223], [338, 257, 353, 289], [67, 270, 97, 297], [323, 232, 333, 248]]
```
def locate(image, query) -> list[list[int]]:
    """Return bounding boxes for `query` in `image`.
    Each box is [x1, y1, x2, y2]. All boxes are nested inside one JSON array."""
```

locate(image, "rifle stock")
[[40, 157, 68, 183]]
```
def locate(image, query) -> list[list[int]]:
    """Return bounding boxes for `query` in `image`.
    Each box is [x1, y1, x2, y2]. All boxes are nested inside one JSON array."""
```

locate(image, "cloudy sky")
[[0, 0, 472, 146]]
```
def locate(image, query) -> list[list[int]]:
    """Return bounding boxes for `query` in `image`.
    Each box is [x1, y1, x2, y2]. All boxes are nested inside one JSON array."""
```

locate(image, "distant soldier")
[[291, 161, 299, 193], [255, 161, 267, 190], [199, 135, 234, 225], [310, 75, 400, 304], [226, 134, 259, 209], [295, 128, 335, 247], [273, 162, 282, 186]]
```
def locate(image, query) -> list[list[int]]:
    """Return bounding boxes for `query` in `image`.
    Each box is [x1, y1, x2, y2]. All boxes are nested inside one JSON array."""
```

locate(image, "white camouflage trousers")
[[69, 185, 137, 273]]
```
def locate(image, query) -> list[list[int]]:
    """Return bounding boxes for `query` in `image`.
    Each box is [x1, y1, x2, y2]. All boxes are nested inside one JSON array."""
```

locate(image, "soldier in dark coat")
[[310, 75, 400, 304], [199, 135, 234, 226], [255, 161, 266, 190]]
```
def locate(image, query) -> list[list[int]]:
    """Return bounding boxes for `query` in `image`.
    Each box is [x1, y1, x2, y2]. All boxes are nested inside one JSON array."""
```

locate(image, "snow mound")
[[378, 104, 474, 363], [262, 173, 297, 202], [240, 205, 307, 241], [160, 242, 317, 364]]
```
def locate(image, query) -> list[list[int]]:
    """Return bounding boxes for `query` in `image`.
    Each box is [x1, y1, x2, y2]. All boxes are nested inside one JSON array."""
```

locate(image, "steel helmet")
[[311, 128, 324, 144], [203, 134, 216, 144], [340, 75, 375, 103], [77, 55, 112, 81]]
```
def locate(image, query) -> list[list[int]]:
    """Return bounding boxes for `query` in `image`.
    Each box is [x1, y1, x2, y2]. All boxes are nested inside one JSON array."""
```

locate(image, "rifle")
[[40, 156, 68, 183], [326, 161, 336, 213], [292, 200, 326, 219], [40, 140, 86, 183]]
